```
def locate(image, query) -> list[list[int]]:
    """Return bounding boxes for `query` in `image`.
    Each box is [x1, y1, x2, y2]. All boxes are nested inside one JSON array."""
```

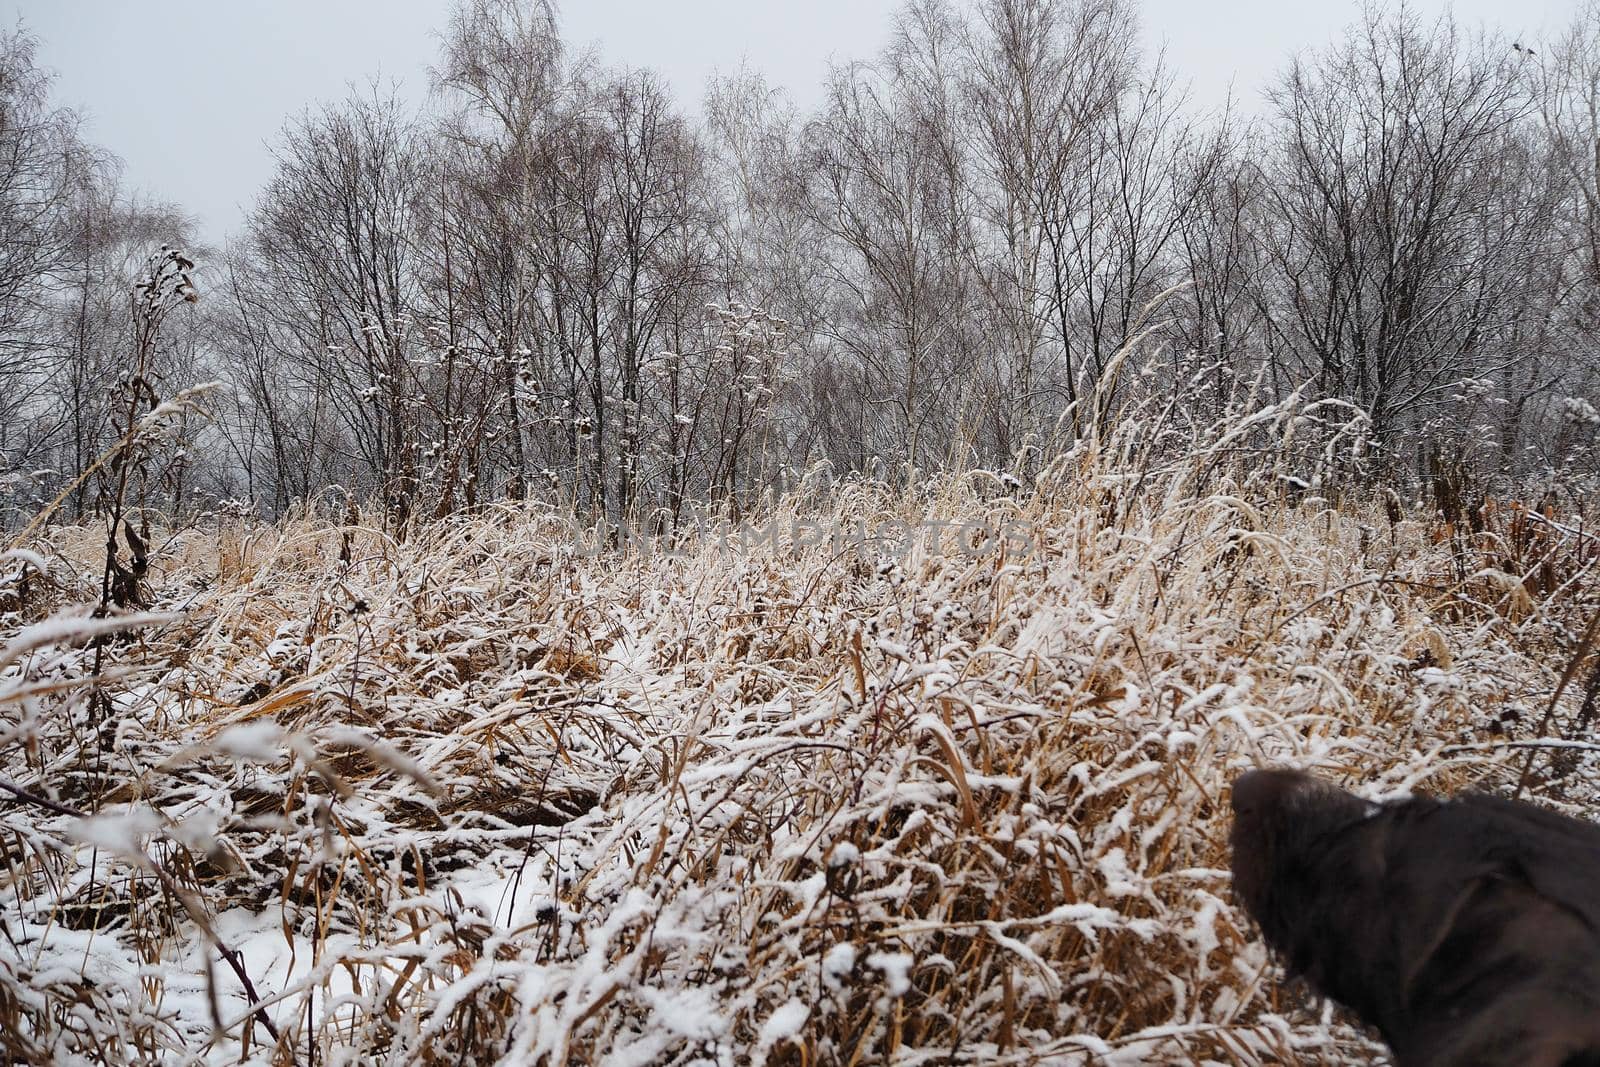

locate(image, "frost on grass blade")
[[0, 610, 178, 670]]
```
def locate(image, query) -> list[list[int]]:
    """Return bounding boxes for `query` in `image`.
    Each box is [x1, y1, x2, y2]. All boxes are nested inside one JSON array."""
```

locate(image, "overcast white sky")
[[5, 0, 1582, 245]]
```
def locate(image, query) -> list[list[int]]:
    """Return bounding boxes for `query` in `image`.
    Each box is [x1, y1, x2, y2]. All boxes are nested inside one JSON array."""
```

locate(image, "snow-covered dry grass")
[[3, 395, 1598, 1065]]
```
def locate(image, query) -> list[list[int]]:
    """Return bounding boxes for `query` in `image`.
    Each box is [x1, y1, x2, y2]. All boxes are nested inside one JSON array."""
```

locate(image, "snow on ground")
[[3, 409, 1597, 1064]]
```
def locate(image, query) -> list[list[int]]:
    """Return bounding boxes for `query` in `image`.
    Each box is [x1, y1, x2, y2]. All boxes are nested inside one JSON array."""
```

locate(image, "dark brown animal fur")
[[1229, 768, 1600, 1067]]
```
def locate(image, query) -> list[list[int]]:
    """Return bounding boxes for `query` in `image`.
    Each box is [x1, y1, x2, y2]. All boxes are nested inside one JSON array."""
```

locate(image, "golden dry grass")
[[2, 398, 1597, 1065]]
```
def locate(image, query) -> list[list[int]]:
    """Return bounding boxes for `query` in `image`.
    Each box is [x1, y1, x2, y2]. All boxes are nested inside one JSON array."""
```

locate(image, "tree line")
[[3, 0, 1600, 529]]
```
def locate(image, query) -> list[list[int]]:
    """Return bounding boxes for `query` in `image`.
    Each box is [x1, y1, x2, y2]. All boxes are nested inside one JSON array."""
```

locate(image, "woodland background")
[[2, 0, 1599, 528]]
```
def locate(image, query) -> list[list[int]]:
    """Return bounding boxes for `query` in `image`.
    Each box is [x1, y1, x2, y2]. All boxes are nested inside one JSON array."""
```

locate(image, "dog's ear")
[[1452, 794, 1600, 933]]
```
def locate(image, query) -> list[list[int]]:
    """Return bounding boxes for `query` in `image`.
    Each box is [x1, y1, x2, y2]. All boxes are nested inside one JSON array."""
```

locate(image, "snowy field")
[[3, 406, 1597, 1065]]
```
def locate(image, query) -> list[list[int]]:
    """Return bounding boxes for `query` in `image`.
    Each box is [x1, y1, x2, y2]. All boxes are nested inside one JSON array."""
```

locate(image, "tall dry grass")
[[2, 382, 1597, 1065]]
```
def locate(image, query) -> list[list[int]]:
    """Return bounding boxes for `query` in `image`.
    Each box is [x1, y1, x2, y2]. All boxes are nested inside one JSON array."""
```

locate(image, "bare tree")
[[247, 90, 430, 524], [1257, 8, 1538, 462], [0, 28, 99, 502]]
